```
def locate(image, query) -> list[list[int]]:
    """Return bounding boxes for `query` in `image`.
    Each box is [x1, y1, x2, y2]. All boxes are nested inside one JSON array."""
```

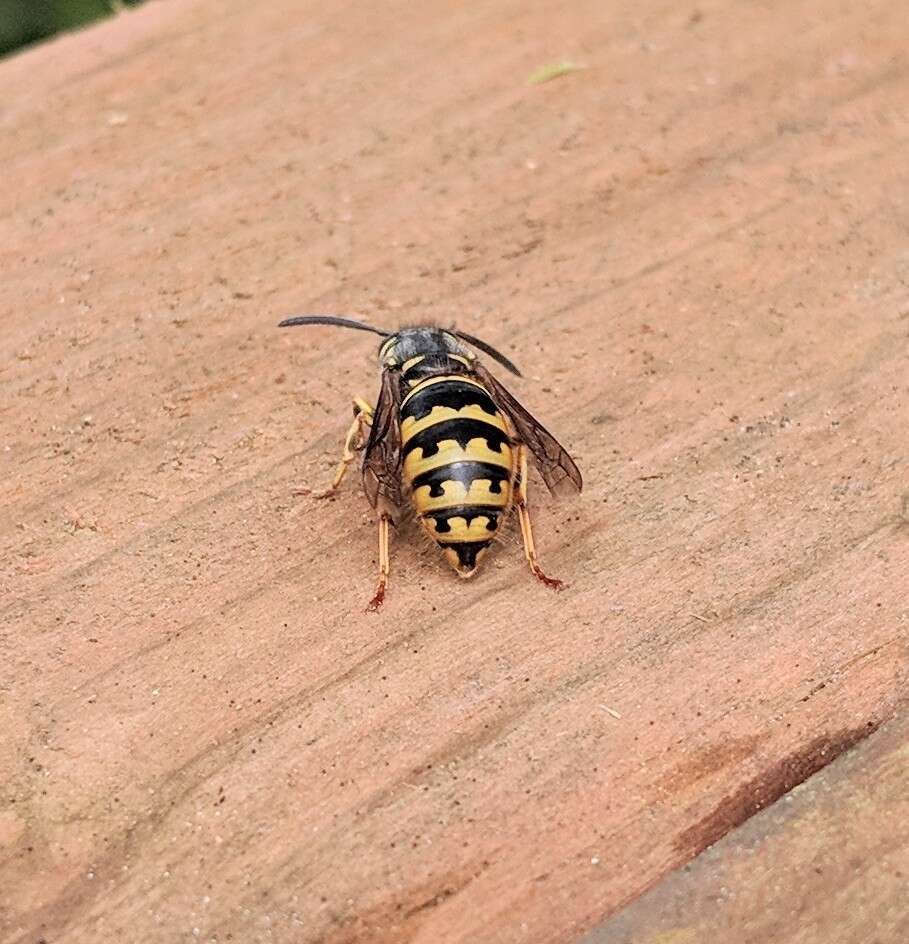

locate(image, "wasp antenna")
[[278, 314, 391, 337], [453, 330, 523, 376]]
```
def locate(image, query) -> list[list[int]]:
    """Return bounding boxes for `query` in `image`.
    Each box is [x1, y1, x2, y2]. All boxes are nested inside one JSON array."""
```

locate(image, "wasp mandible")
[[280, 316, 582, 609]]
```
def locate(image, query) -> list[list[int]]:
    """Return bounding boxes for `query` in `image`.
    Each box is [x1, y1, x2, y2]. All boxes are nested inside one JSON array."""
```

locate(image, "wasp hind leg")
[[317, 396, 374, 498], [367, 514, 392, 611], [514, 445, 565, 591]]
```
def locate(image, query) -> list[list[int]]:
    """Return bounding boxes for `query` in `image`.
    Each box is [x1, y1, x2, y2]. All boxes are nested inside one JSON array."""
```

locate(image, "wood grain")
[[2, 1, 908, 942]]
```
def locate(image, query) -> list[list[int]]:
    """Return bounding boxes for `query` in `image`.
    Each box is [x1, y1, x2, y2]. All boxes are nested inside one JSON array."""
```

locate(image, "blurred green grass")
[[0, 0, 146, 58]]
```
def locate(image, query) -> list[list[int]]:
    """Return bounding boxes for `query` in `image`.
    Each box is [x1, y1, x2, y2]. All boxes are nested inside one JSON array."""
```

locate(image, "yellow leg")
[[367, 514, 392, 611], [514, 446, 565, 590], [318, 396, 374, 497]]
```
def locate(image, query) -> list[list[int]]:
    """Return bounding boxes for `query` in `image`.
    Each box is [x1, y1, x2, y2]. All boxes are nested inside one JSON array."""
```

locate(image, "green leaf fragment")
[[528, 61, 580, 85]]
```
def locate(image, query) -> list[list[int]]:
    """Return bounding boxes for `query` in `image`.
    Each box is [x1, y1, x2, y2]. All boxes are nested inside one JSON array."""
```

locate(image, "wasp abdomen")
[[401, 374, 516, 576], [401, 377, 499, 419], [423, 505, 502, 532], [411, 460, 511, 496], [403, 418, 509, 458]]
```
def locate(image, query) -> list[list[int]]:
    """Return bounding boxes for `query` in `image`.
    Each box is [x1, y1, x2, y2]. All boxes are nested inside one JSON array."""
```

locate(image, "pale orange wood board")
[[1, 1, 907, 942]]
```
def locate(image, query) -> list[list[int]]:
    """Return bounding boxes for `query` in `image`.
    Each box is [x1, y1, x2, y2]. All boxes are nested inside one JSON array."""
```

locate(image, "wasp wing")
[[474, 364, 582, 496], [362, 368, 404, 523]]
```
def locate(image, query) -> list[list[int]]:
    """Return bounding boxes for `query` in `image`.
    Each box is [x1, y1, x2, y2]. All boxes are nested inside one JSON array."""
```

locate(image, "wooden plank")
[[2, 1, 908, 942], [582, 712, 909, 944]]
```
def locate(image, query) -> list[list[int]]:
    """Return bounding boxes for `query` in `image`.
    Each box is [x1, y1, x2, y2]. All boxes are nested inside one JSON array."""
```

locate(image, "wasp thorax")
[[379, 326, 471, 369]]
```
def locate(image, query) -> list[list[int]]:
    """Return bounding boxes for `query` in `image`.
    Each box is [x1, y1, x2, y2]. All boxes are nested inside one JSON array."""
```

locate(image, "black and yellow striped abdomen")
[[401, 374, 515, 576]]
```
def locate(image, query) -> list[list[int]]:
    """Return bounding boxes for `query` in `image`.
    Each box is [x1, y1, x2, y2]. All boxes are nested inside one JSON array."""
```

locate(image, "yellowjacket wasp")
[[280, 315, 582, 609]]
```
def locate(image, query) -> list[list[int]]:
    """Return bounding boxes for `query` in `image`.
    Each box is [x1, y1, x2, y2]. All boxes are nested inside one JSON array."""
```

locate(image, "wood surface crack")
[[672, 719, 884, 860]]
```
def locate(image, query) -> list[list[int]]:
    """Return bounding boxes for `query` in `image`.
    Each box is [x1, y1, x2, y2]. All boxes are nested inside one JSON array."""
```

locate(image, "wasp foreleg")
[[514, 445, 565, 591], [317, 396, 374, 498]]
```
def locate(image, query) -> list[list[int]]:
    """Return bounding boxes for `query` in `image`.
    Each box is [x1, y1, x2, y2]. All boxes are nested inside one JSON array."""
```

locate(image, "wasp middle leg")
[[367, 513, 392, 611], [318, 396, 374, 497], [514, 444, 565, 590]]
